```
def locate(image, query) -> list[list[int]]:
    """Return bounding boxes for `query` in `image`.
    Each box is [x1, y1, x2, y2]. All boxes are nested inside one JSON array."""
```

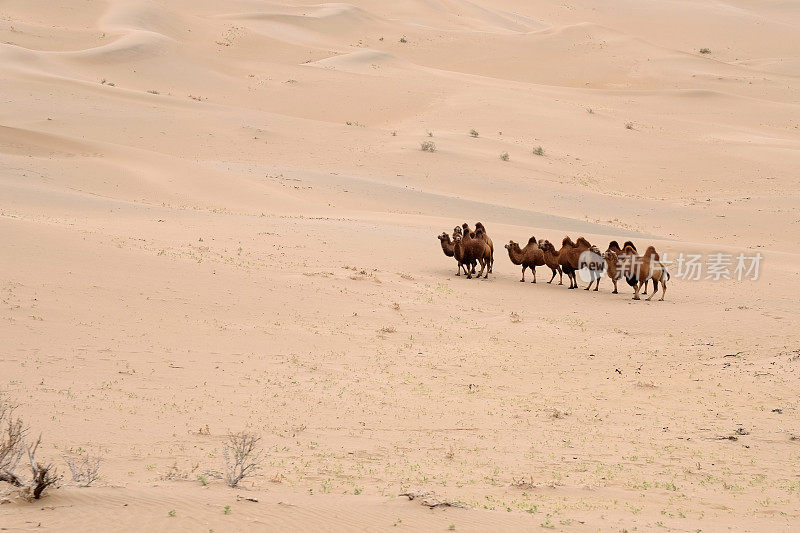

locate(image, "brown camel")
[[554, 236, 592, 289], [474, 222, 494, 273], [606, 240, 652, 294], [619, 244, 669, 300], [582, 245, 606, 291], [536, 240, 564, 285], [438, 232, 454, 258], [504, 237, 547, 283], [453, 230, 491, 279], [440, 231, 474, 275], [601, 248, 624, 294]]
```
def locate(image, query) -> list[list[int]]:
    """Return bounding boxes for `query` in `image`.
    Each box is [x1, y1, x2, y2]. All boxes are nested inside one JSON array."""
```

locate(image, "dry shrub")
[[420, 140, 436, 152], [223, 431, 263, 488], [1, 396, 61, 500], [64, 449, 102, 487]]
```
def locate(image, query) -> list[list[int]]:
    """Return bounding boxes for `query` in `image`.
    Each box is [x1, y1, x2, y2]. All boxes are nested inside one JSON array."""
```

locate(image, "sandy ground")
[[1, 0, 799, 530]]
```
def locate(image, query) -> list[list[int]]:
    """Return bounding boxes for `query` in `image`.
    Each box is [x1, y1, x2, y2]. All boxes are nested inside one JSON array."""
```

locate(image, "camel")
[[606, 241, 651, 295], [601, 248, 624, 294], [582, 245, 606, 291], [619, 244, 669, 300], [536, 240, 564, 285], [474, 222, 494, 273], [504, 237, 547, 282], [439, 231, 474, 276], [453, 230, 491, 279], [553, 236, 592, 289], [438, 232, 454, 257]]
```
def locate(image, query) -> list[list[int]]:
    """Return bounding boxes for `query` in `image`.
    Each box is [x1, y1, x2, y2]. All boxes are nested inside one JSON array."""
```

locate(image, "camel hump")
[[576, 237, 591, 247], [622, 244, 637, 255], [607, 240, 620, 250], [475, 222, 485, 230], [527, 236, 537, 246], [645, 245, 659, 260], [562, 236, 575, 247], [623, 240, 637, 251]]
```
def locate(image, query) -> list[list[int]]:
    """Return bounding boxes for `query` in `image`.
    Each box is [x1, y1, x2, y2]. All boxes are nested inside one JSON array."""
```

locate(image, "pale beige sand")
[[1, 0, 799, 530]]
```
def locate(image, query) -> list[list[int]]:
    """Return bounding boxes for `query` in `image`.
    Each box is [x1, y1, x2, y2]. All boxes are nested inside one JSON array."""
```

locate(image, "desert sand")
[[1, 0, 799, 530]]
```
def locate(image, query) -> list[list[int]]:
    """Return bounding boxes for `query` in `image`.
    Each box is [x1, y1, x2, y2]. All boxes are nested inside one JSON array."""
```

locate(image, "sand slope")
[[1, 0, 799, 530]]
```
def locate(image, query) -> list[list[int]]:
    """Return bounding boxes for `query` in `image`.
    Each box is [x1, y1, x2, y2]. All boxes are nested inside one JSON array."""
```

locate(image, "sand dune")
[[1, 0, 799, 530]]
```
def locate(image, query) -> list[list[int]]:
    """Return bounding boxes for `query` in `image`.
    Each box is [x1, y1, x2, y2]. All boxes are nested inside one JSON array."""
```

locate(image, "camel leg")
[[456, 262, 462, 276], [642, 279, 648, 295], [611, 278, 618, 294], [659, 280, 666, 301], [548, 268, 556, 284], [633, 281, 641, 300], [531, 267, 536, 284], [593, 278, 600, 291], [558, 267, 563, 285], [489, 252, 493, 273], [520, 265, 526, 282], [478, 258, 487, 279]]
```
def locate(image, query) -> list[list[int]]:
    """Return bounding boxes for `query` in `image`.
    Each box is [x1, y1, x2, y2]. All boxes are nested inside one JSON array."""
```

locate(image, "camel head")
[[438, 232, 450, 242], [504, 240, 518, 251], [589, 245, 602, 255], [538, 239, 554, 252], [453, 225, 462, 236]]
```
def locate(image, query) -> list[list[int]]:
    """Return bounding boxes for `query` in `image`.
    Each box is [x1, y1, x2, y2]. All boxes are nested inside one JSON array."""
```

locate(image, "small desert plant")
[[469, 129, 479, 137], [222, 431, 262, 488], [147, 89, 159, 95], [420, 140, 436, 152], [499, 152, 509, 161], [399, 36, 407, 43], [427, 131, 433, 137], [63, 449, 102, 487], [587, 107, 594, 114], [625, 122, 634, 130], [532, 146, 544, 156], [391, 131, 397, 136], [699, 48, 711, 54]]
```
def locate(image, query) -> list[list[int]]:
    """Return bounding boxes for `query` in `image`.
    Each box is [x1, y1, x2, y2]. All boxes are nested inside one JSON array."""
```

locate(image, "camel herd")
[[438, 222, 670, 301]]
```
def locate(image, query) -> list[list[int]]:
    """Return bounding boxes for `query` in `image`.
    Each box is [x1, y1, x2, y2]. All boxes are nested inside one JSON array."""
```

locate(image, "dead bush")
[[0, 396, 61, 500], [64, 449, 102, 487], [223, 431, 263, 488]]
